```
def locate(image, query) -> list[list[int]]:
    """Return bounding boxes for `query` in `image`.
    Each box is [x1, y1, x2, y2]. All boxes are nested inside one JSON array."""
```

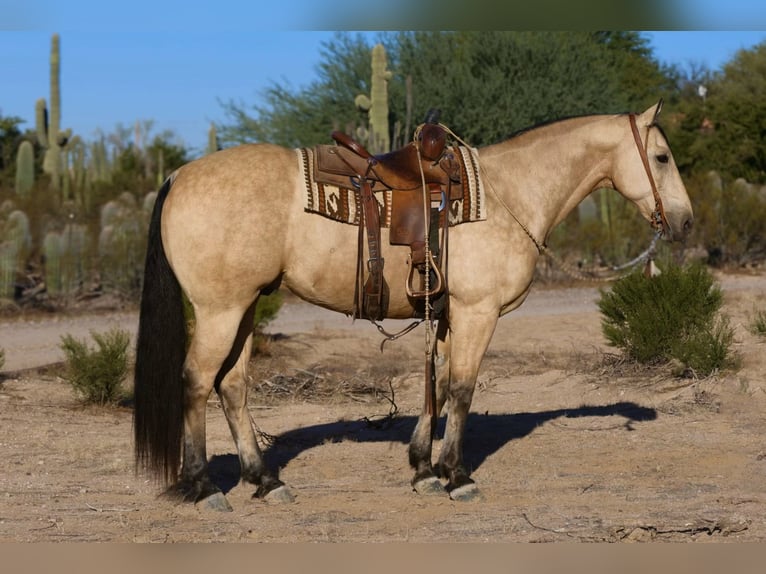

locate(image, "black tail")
[[133, 177, 187, 485]]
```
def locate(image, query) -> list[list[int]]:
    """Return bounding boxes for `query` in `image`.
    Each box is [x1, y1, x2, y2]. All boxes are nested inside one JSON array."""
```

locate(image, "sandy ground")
[[1, 272, 765, 542]]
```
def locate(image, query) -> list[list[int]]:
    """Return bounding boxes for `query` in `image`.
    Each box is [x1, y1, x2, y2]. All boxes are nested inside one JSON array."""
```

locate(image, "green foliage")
[[549, 188, 657, 267], [254, 291, 283, 330], [0, 113, 26, 187], [392, 31, 669, 146], [598, 263, 735, 375], [749, 308, 766, 337], [665, 40, 766, 184], [0, 347, 4, 371], [684, 171, 766, 266], [219, 31, 671, 151], [60, 328, 131, 405]]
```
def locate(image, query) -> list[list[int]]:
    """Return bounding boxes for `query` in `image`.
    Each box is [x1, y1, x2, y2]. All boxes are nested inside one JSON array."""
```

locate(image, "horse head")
[[612, 100, 694, 242]]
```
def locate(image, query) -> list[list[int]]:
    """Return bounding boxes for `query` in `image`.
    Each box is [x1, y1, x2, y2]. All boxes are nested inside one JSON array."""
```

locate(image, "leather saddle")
[[312, 116, 462, 321], [314, 126, 463, 193]]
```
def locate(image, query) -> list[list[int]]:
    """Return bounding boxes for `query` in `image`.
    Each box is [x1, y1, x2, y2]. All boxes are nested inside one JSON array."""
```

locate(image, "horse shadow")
[[208, 401, 656, 494]]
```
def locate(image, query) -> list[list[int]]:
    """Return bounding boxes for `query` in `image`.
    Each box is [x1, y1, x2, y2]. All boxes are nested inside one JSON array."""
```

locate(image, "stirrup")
[[405, 252, 443, 298]]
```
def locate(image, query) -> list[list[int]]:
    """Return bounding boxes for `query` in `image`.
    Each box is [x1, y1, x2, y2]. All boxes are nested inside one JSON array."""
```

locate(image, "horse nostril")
[[683, 218, 694, 234]]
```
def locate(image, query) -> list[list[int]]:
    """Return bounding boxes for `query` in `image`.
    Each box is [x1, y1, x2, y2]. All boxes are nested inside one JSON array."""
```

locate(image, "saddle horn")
[[419, 108, 446, 161], [423, 108, 442, 125]]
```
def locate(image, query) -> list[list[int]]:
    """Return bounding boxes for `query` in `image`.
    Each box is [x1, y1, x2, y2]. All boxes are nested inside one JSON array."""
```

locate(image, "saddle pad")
[[296, 146, 485, 227]]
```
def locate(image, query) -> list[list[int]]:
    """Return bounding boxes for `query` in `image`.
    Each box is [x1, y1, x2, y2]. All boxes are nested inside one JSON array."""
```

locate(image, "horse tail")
[[133, 175, 186, 485]]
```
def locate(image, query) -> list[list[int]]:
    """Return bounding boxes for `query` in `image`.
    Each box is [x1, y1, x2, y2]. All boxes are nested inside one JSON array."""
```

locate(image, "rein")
[[483, 113, 668, 282]]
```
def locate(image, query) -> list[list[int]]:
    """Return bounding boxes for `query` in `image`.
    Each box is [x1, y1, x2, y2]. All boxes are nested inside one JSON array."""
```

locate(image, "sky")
[[1, 2, 765, 155]]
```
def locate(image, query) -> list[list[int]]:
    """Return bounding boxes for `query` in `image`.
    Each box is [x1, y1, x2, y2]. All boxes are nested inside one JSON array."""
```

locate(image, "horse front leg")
[[437, 306, 498, 501], [409, 319, 451, 495]]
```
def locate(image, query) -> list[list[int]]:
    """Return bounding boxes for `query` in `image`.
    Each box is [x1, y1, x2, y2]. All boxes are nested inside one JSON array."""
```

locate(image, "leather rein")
[[486, 113, 669, 259]]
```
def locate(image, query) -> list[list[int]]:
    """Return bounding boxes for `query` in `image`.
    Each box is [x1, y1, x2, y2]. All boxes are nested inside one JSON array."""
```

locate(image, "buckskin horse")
[[133, 101, 693, 510]]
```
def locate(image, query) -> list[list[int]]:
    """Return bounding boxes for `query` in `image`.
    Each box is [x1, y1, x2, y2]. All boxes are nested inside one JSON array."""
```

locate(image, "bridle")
[[629, 113, 668, 237], [478, 112, 669, 282], [485, 112, 670, 255]]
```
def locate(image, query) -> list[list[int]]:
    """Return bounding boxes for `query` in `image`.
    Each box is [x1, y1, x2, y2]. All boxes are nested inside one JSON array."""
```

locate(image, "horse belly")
[[282, 215, 417, 318]]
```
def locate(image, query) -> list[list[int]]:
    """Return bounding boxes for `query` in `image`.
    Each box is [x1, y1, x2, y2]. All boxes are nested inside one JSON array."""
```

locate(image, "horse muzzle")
[[663, 210, 694, 242]]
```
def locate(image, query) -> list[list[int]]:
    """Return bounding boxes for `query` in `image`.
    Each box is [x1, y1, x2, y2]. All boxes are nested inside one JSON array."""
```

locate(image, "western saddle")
[[313, 111, 463, 321]]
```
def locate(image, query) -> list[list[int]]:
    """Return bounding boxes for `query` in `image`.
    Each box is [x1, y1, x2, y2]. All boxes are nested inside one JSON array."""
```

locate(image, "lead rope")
[[412, 124, 438, 439]]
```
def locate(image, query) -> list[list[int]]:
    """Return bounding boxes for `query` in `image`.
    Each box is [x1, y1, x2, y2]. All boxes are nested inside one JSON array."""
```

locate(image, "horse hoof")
[[197, 491, 233, 512], [262, 485, 296, 504], [448, 482, 481, 502], [413, 477, 447, 496]]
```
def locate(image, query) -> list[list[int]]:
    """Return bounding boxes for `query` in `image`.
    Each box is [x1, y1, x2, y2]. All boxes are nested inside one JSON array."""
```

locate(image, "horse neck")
[[479, 115, 624, 244]]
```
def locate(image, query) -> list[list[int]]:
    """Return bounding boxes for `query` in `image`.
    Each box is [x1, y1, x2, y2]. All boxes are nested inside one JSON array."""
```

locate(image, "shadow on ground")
[[208, 401, 656, 493]]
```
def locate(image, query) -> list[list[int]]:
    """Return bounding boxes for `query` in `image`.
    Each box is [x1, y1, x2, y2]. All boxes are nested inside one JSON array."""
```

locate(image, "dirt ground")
[[1, 271, 765, 542]]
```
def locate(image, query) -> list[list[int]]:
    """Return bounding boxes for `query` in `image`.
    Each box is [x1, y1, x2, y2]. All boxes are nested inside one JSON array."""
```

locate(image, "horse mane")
[[504, 110, 667, 143]]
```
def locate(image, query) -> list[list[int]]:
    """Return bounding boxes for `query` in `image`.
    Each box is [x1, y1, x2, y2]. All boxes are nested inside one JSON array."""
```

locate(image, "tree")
[[218, 33, 376, 148], [659, 61, 715, 176], [665, 41, 766, 183], [218, 32, 674, 150], [705, 42, 766, 183], [0, 112, 25, 191]]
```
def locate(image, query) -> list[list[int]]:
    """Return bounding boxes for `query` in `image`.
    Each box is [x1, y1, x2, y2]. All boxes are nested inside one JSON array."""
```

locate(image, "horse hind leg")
[[170, 305, 252, 511], [217, 299, 294, 504]]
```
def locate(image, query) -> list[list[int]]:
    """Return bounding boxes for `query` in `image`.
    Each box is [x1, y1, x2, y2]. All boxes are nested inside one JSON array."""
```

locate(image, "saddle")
[[313, 114, 462, 321]]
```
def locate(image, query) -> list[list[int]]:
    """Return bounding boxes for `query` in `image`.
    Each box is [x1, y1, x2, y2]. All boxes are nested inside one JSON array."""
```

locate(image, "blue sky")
[[1, 2, 765, 154]]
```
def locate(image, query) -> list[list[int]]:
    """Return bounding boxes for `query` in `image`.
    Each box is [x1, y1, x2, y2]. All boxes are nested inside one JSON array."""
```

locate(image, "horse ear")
[[640, 98, 664, 126]]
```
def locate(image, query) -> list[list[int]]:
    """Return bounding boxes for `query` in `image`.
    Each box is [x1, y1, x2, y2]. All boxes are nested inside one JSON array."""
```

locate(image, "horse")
[[133, 100, 693, 510]]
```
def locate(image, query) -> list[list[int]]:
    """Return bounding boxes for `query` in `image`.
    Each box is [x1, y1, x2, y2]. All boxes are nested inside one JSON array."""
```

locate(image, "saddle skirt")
[[297, 145, 485, 228]]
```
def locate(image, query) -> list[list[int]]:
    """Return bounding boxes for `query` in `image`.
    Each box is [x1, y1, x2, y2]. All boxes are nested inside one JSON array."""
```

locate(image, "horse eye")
[[657, 154, 669, 164]]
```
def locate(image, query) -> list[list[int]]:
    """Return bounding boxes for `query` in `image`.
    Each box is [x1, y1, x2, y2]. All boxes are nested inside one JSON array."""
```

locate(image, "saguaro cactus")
[[98, 192, 147, 294], [0, 208, 32, 298], [355, 43, 392, 154], [43, 221, 89, 297], [207, 123, 219, 155], [36, 34, 72, 197], [15, 141, 35, 198]]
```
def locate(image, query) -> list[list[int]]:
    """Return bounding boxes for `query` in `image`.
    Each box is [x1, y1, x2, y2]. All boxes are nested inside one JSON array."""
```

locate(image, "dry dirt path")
[[0, 272, 765, 542]]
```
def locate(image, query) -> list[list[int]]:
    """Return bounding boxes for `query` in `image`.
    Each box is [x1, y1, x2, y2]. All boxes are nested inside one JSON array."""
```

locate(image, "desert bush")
[[60, 328, 130, 405], [750, 308, 766, 337], [598, 263, 735, 376], [0, 347, 5, 371]]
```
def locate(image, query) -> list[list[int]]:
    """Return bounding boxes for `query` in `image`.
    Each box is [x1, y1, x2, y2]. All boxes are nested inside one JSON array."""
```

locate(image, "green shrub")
[[0, 347, 5, 371], [749, 308, 766, 337], [60, 328, 130, 405], [598, 263, 735, 375]]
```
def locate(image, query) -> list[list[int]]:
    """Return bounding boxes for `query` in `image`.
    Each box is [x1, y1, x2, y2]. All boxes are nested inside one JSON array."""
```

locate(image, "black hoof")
[[165, 476, 222, 504]]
